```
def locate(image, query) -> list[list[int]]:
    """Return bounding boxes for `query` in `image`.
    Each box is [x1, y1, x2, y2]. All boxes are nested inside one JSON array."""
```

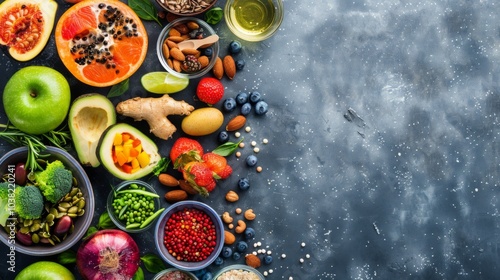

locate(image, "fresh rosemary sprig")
[[0, 124, 72, 174]]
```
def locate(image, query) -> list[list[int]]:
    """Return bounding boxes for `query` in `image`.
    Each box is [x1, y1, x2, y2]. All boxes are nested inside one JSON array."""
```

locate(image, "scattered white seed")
[[299, 258, 304, 263], [258, 249, 264, 254], [305, 254, 311, 259], [263, 138, 268, 144], [245, 126, 251, 132], [268, 269, 273, 274], [257, 241, 262, 246], [289, 277, 293, 280], [235, 151, 241, 158], [267, 250, 272, 255], [235, 132, 241, 137], [253, 147, 260, 153], [254, 243, 258, 247], [263, 271, 268, 276], [252, 251, 258, 255], [281, 253, 287, 259], [301, 242, 306, 247], [239, 142, 245, 148], [251, 140, 257, 146]]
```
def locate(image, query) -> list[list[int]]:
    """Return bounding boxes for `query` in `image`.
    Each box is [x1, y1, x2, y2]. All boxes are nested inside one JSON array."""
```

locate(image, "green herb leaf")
[[141, 253, 166, 273], [212, 138, 244, 156], [205, 7, 223, 25], [152, 158, 170, 177], [107, 79, 129, 98], [133, 267, 145, 280], [98, 211, 116, 229], [57, 250, 77, 264], [84, 226, 98, 238], [128, 0, 162, 26]]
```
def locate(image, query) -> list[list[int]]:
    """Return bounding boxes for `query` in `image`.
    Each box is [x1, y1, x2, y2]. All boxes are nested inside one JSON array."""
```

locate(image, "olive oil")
[[228, 0, 276, 36]]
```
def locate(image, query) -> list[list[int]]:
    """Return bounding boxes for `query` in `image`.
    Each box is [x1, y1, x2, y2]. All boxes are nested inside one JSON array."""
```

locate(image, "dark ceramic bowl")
[[154, 200, 224, 271], [0, 146, 94, 256]]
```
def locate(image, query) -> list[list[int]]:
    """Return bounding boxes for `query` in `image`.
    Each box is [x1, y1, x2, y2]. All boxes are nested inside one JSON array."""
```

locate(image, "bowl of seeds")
[[0, 146, 95, 256], [156, 17, 219, 79], [156, 0, 217, 16]]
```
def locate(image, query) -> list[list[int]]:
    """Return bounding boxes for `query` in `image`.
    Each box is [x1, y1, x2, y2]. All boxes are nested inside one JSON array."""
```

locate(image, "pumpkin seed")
[[68, 206, 79, 214], [32, 233, 40, 243]]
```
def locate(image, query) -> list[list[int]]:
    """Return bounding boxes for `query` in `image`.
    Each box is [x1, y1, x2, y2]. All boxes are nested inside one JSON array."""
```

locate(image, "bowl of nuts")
[[0, 146, 95, 256], [107, 180, 162, 233], [156, 0, 217, 16], [156, 17, 219, 79], [152, 268, 198, 280], [154, 200, 225, 271]]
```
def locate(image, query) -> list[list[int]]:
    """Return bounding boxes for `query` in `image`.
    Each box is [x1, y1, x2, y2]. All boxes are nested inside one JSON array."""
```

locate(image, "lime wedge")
[[141, 72, 189, 94]]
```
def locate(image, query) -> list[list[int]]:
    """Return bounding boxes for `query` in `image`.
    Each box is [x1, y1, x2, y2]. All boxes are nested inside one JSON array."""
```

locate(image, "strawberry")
[[196, 77, 224, 105], [182, 161, 216, 196], [202, 152, 232, 179], [169, 137, 204, 169]]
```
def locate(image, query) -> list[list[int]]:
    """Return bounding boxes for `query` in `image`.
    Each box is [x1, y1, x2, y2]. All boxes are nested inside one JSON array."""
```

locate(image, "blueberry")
[[244, 227, 255, 240], [217, 130, 229, 143], [229, 40, 242, 54], [246, 155, 258, 167], [232, 252, 241, 260], [240, 103, 252, 115], [254, 100, 269, 115], [249, 91, 262, 103], [236, 59, 246, 70], [223, 98, 237, 112], [238, 178, 250, 191], [263, 255, 273, 264], [236, 240, 248, 252], [189, 29, 198, 39], [203, 47, 213, 57], [202, 272, 213, 280], [214, 256, 224, 266], [193, 269, 207, 277], [221, 246, 232, 258], [235, 92, 249, 105]]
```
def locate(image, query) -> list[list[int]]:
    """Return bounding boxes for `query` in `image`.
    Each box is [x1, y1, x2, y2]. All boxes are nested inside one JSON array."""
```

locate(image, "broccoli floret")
[[35, 160, 73, 203], [14, 185, 44, 220], [0, 182, 11, 227]]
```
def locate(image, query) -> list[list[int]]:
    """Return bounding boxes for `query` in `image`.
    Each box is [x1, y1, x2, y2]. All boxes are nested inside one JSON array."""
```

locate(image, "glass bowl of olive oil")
[[224, 0, 284, 42]]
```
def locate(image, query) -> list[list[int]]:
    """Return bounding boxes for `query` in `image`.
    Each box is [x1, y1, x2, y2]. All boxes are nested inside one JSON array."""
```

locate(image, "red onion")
[[76, 229, 140, 280]]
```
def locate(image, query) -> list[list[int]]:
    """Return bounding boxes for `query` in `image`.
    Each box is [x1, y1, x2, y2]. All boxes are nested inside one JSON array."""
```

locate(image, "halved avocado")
[[97, 123, 161, 180], [68, 94, 116, 167]]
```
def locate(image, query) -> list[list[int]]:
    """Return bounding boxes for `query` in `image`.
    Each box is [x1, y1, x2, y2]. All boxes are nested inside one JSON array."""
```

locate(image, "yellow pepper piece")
[[137, 151, 150, 168], [113, 133, 123, 146]]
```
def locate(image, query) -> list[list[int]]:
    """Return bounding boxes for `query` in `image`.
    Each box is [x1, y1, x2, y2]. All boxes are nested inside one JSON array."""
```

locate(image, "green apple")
[[15, 261, 75, 279], [3, 66, 71, 135]]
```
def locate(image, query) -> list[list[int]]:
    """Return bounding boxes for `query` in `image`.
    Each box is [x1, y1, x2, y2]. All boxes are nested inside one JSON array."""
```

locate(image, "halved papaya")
[[0, 0, 57, 61], [54, 0, 148, 87]]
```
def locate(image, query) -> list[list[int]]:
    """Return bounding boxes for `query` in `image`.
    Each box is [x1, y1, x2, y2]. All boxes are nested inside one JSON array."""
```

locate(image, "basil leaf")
[[133, 267, 145, 280], [98, 211, 116, 229], [141, 253, 166, 273], [84, 226, 98, 238], [212, 138, 244, 156], [57, 250, 77, 264], [153, 158, 170, 176], [205, 7, 223, 25], [128, 0, 161, 26], [107, 79, 129, 98]]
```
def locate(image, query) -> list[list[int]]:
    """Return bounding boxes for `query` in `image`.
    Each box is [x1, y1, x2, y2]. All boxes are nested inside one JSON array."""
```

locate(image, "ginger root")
[[116, 95, 194, 140]]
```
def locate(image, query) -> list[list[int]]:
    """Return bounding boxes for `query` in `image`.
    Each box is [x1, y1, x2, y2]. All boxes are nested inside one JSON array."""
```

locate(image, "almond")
[[162, 43, 170, 59], [223, 55, 236, 80], [245, 254, 261, 268], [168, 35, 185, 43], [224, 230, 236, 245], [166, 39, 178, 49], [225, 190, 239, 202], [173, 59, 182, 72], [170, 47, 185, 61], [173, 24, 189, 34], [158, 173, 179, 187], [187, 21, 200, 30], [164, 190, 188, 203], [198, 56, 209, 68], [213, 57, 224, 79], [226, 115, 246, 131], [181, 48, 200, 56], [168, 28, 181, 37], [178, 179, 198, 195]]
